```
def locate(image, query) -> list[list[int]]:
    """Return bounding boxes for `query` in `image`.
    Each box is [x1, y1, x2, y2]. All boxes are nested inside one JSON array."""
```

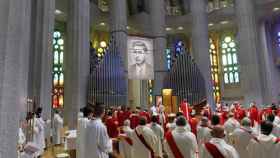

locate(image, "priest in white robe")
[[200, 125, 239, 158], [84, 104, 112, 158], [164, 116, 198, 158], [247, 121, 280, 158], [77, 107, 92, 158], [224, 113, 240, 143], [119, 120, 134, 158], [130, 116, 160, 158], [197, 117, 212, 149], [33, 108, 46, 157], [149, 115, 164, 157], [231, 117, 257, 158], [53, 110, 63, 145]]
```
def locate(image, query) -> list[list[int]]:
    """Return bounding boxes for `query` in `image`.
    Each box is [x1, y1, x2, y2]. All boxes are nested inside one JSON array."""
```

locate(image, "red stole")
[[135, 129, 155, 158], [204, 142, 225, 158], [274, 138, 280, 144], [165, 131, 184, 158]]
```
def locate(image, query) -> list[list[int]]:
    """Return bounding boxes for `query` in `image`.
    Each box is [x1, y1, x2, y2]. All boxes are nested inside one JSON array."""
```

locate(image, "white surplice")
[[77, 117, 89, 158], [119, 126, 134, 158], [224, 118, 240, 143], [231, 126, 256, 158], [84, 118, 112, 158], [271, 123, 280, 137], [33, 117, 46, 157], [130, 125, 159, 158], [247, 134, 280, 158], [149, 123, 164, 157], [164, 126, 198, 158], [197, 126, 212, 149], [53, 113, 63, 145], [200, 138, 240, 158]]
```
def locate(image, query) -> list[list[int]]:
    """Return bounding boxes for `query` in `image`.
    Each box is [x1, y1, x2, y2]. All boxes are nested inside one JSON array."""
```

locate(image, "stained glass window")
[[148, 80, 153, 105], [277, 31, 280, 49], [209, 38, 221, 103], [166, 49, 172, 70], [52, 31, 64, 108], [221, 35, 240, 84]]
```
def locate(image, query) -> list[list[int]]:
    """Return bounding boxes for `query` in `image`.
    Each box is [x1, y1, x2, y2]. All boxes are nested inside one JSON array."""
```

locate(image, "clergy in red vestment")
[[124, 107, 132, 121], [139, 109, 151, 123], [117, 106, 126, 127], [129, 111, 140, 129], [179, 99, 191, 120], [105, 110, 119, 138], [189, 112, 199, 136], [234, 105, 246, 121], [249, 103, 259, 126]]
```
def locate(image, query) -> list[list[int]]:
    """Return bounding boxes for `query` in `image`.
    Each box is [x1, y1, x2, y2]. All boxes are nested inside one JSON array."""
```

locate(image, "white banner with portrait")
[[127, 36, 154, 80]]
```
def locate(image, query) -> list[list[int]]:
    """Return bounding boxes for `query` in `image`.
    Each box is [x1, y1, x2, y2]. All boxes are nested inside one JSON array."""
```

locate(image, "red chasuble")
[[129, 114, 139, 129], [105, 117, 119, 138], [165, 131, 184, 158], [189, 117, 198, 136]]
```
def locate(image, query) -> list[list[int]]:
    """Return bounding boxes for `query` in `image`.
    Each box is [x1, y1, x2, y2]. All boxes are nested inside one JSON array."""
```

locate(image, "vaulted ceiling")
[[54, 0, 280, 35]]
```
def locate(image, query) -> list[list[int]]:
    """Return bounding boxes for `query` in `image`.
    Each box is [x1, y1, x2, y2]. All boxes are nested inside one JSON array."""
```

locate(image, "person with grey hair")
[[128, 40, 153, 79], [230, 117, 257, 158], [197, 117, 212, 149], [119, 119, 133, 158], [224, 112, 240, 143]]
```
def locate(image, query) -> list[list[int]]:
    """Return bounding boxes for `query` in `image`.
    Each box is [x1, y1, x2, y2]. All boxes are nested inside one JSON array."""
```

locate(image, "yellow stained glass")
[[59, 95, 63, 106], [59, 74, 64, 86]]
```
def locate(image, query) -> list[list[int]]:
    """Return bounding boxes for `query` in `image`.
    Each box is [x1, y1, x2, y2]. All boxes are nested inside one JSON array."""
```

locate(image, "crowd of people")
[[79, 101, 280, 158]]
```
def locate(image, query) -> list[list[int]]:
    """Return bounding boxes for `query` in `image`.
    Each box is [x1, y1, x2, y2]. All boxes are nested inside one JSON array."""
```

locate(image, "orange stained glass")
[[209, 37, 221, 103]]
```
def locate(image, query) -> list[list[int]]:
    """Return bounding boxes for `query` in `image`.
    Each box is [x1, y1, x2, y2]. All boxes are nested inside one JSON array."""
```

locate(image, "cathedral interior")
[[1, 0, 280, 157]]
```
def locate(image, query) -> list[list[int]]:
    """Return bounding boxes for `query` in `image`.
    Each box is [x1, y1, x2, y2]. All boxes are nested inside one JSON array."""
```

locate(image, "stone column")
[[258, 22, 280, 104], [65, 0, 90, 129], [189, 0, 215, 108], [235, 0, 264, 105], [109, 0, 129, 105], [28, 0, 55, 119], [0, 0, 31, 157], [150, 0, 167, 96]]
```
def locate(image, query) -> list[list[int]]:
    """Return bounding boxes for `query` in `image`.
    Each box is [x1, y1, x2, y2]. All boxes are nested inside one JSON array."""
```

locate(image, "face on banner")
[[127, 36, 154, 80]]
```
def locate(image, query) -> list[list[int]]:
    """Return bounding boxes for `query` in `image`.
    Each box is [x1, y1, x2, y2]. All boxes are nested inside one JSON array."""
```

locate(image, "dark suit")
[[128, 62, 154, 80]]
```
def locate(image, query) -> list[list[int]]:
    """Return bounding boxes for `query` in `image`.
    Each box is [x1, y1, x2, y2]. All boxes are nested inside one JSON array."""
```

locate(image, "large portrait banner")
[[127, 36, 154, 80]]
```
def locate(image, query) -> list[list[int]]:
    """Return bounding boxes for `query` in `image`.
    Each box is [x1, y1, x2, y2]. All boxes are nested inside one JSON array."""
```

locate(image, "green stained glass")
[[52, 30, 64, 108], [54, 51, 59, 64], [60, 52, 63, 64]]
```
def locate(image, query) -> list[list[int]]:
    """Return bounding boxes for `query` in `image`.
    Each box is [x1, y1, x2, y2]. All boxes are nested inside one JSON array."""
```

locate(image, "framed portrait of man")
[[127, 36, 154, 80]]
